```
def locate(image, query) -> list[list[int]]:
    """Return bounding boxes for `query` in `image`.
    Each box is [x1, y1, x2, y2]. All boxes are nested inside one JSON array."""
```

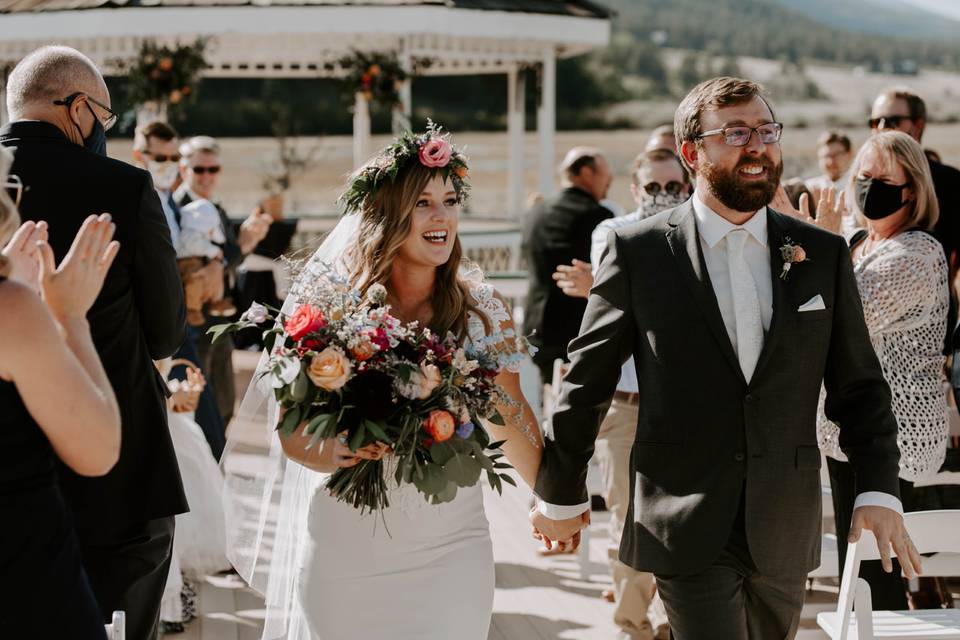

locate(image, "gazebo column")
[[506, 64, 526, 218], [537, 45, 557, 197], [353, 92, 372, 170], [392, 38, 413, 134]]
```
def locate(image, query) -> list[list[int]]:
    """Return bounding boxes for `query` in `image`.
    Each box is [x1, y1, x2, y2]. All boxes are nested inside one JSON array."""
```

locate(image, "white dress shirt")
[[538, 193, 902, 520]]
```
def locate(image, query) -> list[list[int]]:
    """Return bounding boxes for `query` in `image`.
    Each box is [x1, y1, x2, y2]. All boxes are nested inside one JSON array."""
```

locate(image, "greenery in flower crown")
[[118, 39, 208, 110], [340, 120, 470, 215]]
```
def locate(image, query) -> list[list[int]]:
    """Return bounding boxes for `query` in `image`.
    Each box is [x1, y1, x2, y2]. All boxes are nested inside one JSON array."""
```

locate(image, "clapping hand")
[[238, 210, 273, 254], [849, 505, 923, 579], [529, 506, 590, 552], [38, 214, 119, 322], [552, 259, 593, 299], [773, 185, 845, 235], [170, 366, 206, 413], [1, 220, 47, 291]]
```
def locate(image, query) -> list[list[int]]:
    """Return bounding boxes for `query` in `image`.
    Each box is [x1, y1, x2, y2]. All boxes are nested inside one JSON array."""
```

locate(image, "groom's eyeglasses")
[[3, 174, 25, 208], [697, 122, 783, 147]]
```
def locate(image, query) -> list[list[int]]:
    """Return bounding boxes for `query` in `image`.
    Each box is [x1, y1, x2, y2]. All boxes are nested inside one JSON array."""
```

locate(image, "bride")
[[224, 126, 544, 639]]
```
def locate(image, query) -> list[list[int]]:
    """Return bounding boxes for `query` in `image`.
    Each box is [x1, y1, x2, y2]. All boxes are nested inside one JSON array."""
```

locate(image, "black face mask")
[[855, 177, 908, 220], [70, 103, 107, 157]]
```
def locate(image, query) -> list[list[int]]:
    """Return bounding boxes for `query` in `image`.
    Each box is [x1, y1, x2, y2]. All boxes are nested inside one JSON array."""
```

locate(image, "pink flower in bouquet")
[[415, 363, 442, 399], [285, 304, 325, 341], [418, 138, 452, 168], [423, 410, 455, 443], [308, 347, 352, 391]]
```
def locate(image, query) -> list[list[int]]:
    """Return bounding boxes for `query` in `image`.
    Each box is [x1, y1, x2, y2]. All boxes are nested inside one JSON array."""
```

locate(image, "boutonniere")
[[779, 237, 809, 281]]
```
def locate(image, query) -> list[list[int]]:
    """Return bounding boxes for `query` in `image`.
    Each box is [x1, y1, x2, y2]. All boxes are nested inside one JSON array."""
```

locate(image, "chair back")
[[832, 510, 960, 640]]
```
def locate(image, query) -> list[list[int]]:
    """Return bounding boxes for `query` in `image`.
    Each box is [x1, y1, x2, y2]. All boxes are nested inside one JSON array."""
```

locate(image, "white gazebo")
[[0, 0, 611, 215]]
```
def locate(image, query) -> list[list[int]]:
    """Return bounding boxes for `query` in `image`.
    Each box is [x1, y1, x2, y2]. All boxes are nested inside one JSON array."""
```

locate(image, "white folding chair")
[[104, 611, 125, 640], [817, 509, 960, 639]]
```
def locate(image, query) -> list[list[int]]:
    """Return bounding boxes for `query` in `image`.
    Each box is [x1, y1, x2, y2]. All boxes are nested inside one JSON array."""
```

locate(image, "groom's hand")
[[530, 507, 590, 552], [849, 505, 922, 579]]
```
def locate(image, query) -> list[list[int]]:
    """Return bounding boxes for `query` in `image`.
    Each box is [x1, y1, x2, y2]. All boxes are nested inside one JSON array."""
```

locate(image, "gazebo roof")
[[0, 0, 612, 77], [0, 0, 611, 18]]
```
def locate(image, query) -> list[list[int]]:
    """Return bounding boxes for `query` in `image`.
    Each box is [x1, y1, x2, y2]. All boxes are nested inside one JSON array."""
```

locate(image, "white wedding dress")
[[296, 282, 515, 639]]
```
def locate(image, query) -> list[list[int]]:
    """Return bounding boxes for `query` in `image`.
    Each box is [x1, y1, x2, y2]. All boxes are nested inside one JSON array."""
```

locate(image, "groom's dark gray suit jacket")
[[535, 201, 901, 577]]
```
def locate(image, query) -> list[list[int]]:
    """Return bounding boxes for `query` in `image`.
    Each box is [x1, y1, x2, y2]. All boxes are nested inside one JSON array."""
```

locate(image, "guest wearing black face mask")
[[805, 131, 950, 611], [0, 46, 188, 638]]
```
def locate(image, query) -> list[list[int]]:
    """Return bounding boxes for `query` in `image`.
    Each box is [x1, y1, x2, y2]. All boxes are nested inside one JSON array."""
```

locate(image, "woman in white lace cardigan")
[[808, 131, 949, 610]]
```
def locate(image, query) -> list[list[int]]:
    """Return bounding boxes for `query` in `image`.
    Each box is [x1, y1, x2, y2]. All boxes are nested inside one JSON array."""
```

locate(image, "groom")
[[532, 77, 920, 639]]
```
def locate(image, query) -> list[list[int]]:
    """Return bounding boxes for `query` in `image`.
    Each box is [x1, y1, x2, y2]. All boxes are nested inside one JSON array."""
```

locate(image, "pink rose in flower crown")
[[418, 138, 453, 168], [285, 304, 325, 342]]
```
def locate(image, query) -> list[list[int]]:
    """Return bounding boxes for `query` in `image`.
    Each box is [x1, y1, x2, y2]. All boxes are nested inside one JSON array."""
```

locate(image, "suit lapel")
[[751, 209, 791, 381], [665, 203, 745, 382]]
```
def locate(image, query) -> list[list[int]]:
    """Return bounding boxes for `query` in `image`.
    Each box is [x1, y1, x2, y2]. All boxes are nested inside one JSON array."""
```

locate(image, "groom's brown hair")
[[673, 77, 775, 169]]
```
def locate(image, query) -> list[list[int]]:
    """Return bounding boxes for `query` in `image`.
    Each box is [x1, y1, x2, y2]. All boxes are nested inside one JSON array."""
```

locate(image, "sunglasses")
[[4, 174, 25, 208], [52, 92, 118, 132], [643, 181, 685, 196], [697, 122, 783, 147], [190, 166, 221, 175], [144, 151, 182, 163], [868, 115, 912, 130]]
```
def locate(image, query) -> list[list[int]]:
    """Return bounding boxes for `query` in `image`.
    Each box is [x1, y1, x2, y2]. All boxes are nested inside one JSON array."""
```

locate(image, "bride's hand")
[[318, 431, 390, 469]]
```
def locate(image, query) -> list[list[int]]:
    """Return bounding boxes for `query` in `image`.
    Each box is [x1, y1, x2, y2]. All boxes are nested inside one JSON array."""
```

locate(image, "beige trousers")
[[596, 398, 658, 639]]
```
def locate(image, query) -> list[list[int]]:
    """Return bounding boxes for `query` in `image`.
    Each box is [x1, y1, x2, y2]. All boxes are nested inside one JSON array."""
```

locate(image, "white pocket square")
[[798, 295, 826, 312]]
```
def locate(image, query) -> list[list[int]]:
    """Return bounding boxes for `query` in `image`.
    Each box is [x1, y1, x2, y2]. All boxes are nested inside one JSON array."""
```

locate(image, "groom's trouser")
[[597, 396, 657, 640], [77, 516, 176, 640], [653, 499, 806, 640]]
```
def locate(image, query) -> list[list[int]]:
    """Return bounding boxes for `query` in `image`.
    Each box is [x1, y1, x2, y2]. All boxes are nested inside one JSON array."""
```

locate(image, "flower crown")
[[340, 120, 470, 215]]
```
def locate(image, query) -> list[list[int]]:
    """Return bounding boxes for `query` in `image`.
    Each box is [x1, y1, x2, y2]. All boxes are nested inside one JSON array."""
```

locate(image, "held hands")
[[1, 220, 48, 291], [238, 210, 273, 255], [850, 505, 923, 579], [38, 214, 119, 322], [552, 259, 594, 299], [529, 506, 590, 552]]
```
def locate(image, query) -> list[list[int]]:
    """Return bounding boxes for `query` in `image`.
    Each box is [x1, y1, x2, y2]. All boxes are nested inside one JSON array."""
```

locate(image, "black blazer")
[[536, 201, 901, 577], [1, 121, 188, 530], [521, 186, 612, 362]]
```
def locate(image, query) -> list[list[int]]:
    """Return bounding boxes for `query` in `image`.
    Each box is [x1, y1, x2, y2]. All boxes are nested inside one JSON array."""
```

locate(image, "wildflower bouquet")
[[209, 264, 516, 513]]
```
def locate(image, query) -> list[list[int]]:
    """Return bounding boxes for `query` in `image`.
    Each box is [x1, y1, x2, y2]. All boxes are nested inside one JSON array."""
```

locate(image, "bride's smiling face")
[[397, 175, 460, 268]]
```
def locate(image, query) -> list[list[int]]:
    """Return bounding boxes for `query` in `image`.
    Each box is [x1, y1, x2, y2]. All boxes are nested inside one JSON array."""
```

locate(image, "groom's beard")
[[700, 154, 782, 213]]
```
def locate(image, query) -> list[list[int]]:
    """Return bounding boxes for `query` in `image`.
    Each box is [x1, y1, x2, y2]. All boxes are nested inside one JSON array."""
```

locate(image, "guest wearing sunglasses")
[[0, 45, 187, 639], [870, 88, 960, 270], [176, 135, 272, 425], [132, 121, 228, 461]]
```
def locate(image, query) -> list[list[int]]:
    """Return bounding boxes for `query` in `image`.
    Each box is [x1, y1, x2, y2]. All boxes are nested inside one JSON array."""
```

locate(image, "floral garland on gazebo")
[[119, 39, 208, 112], [329, 50, 431, 110]]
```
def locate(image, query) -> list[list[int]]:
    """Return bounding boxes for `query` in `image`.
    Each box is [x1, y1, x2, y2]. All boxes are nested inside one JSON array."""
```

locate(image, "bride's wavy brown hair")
[[345, 161, 485, 338]]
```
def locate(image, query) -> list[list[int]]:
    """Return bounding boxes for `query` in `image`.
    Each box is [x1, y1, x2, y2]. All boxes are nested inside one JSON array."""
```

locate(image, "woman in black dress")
[[0, 148, 121, 638]]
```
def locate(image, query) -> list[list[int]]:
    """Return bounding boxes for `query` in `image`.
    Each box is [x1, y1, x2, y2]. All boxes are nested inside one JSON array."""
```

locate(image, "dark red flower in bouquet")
[[349, 369, 395, 421], [285, 304, 325, 341], [423, 410, 455, 443]]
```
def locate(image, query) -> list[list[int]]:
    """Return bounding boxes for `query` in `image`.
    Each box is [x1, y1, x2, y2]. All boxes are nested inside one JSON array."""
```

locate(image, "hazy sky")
[[899, 0, 960, 20]]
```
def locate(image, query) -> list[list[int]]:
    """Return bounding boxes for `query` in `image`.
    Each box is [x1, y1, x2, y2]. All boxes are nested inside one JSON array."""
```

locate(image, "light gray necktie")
[[726, 229, 763, 382]]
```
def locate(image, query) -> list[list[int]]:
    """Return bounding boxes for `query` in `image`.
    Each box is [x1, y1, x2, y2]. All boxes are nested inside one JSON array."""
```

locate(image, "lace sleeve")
[[466, 281, 526, 373], [856, 233, 947, 336]]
